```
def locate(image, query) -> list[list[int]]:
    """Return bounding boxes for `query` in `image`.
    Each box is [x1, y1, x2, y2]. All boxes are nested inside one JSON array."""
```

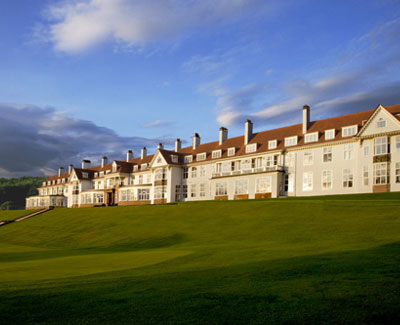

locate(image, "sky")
[[1, 0, 400, 177]]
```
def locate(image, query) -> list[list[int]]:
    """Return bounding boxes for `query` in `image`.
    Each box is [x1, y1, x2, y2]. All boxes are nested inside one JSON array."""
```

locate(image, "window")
[[231, 160, 241, 171], [191, 167, 197, 178], [245, 143, 257, 153], [305, 132, 318, 143], [242, 159, 252, 171], [342, 125, 358, 137], [215, 182, 227, 196], [155, 168, 166, 180], [138, 175, 143, 184], [120, 190, 127, 201], [303, 151, 314, 166], [344, 143, 353, 160], [377, 118, 386, 128], [235, 179, 248, 195], [197, 153, 206, 161], [184, 155, 193, 163], [343, 169, 353, 188], [212, 150, 222, 159], [138, 189, 150, 201], [141, 163, 147, 170], [323, 147, 332, 163], [373, 163, 388, 185], [222, 161, 231, 173], [363, 166, 369, 186], [325, 129, 335, 140], [112, 163, 118, 172], [396, 163, 400, 183], [171, 155, 178, 163], [183, 167, 189, 179], [156, 157, 162, 164], [363, 142, 370, 156], [154, 186, 166, 199], [228, 148, 235, 156], [200, 183, 206, 197], [133, 165, 138, 172], [191, 184, 197, 197], [268, 140, 277, 150], [200, 166, 206, 177], [266, 156, 274, 168], [95, 193, 104, 204], [82, 172, 88, 179], [284, 136, 297, 147], [255, 177, 271, 193], [303, 172, 313, 191], [375, 137, 389, 155], [182, 185, 188, 198], [175, 185, 181, 201], [322, 170, 332, 189], [285, 152, 295, 168], [396, 136, 400, 152]]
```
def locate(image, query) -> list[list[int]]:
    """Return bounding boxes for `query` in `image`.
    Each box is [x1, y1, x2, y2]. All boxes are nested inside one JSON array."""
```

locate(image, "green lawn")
[[1, 193, 400, 324], [0, 209, 35, 221]]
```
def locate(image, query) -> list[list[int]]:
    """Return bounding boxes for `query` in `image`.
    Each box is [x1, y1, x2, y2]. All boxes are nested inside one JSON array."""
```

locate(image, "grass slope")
[[0, 210, 35, 221], [1, 193, 400, 324]]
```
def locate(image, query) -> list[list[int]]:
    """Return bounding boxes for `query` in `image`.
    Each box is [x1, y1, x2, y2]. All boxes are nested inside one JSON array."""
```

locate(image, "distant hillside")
[[0, 177, 46, 210]]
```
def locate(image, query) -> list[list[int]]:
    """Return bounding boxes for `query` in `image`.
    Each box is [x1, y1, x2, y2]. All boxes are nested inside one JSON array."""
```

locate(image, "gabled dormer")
[[150, 150, 168, 168], [358, 105, 400, 138]]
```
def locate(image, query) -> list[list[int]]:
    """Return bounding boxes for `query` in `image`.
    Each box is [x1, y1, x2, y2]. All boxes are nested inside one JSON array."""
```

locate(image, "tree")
[[1, 201, 14, 210]]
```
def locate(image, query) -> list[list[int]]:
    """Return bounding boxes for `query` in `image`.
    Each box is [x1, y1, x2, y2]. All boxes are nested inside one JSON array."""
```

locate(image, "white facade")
[[26, 104, 400, 209]]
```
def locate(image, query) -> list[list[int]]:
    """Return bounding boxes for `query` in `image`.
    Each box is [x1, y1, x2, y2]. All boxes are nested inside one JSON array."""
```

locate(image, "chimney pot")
[[82, 159, 91, 169], [192, 133, 201, 149], [101, 156, 108, 168], [244, 120, 253, 145], [58, 167, 64, 177], [302, 104, 310, 134], [157, 143, 163, 150], [126, 150, 133, 162], [175, 138, 181, 152], [68, 165, 73, 174], [141, 147, 147, 159], [219, 127, 228, 145]]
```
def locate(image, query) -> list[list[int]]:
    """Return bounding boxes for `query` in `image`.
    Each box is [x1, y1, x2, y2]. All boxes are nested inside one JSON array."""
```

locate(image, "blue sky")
[[1, 0, 400, 177]]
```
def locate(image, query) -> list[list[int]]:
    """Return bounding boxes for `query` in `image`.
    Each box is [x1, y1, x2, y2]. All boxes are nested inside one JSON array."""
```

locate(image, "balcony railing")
[[212, 165, 283, 178]]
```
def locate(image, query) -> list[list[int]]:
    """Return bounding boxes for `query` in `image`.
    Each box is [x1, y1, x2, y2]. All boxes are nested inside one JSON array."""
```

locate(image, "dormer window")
[[212, 150, 222, 159], [304, 132, 318, 143], [141, 163, 148, 170], [106, 170, 111, 174], [82, 172, 88, 179], [284, 136, 297, 147], [57, 179, 61, 184], [112, 162, 118, 173], [325, 129, 335, 140], [184, 155, 193, 163], [268, 140, 277, 150], [342, 125, 358, 137], [227, 147, 235, 156], [94, 172, 98, 178], [100, 171, 104, 177], [197, 153, 206, 161], [62, 178, 65, 183], [171, 155, 179, 163], [133, 165, 138, 172], [42, 182, 46, 186], [377, 118, 386, 128], [245, 143, 257, 153]]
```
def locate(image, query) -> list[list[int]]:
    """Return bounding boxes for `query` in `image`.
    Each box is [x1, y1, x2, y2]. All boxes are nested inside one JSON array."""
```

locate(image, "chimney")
[[68, 165, 73, 174], [82, 159, 91, 169], [219, 127, 228, 145], [58, 167, 64, 177], [157, 143, 164, 150], [175, 138, 181, 152], [192, 133, 200, 150], [141, 147, 147, 159], [126, 150, 133, 162], [101, 156, 108, 168], [302, 105, 310, 134], [244, 120, 253, 145]]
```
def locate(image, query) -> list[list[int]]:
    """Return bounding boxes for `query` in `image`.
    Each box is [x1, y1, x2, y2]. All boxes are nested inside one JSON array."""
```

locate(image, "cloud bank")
[[0, 103, 174, 177], [41, 0, 267, 53]]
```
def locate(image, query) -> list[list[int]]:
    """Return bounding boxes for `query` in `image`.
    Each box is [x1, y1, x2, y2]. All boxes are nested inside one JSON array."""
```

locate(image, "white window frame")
[[227, 147, 236, 156], [396, 136, 400, 152], [322, 170, 332, 190], [212, 150, 222, 159], [255, 177, 271, 193], [376, 118, 386, 128], [396, 162, 400, 183], [245, 143, 257, 153], [184, 155, 193, 163], [363, 166, 369, 186], [342, 125, 358, 137], [191, 167, 197, 178], [375, 137, 388, 155], [196, 153, 206, 161], [303, 151, 314, 166], [171, 155, 178, 163], [344, 143, 354, 160], [200, 183, 206, 197], [304, 132, 318, 143], [302, 171, 313, 191], [343, 168, 353, 188], [268, 140, 277, 150], [235, 179, 248, 195], [215, 182, 227, 196], [191, 184, 197, 198], [325, 129, 335, 140], [373, 163, 388, 185], [284, 136, 298, 147], [323, 147, 332, 163]]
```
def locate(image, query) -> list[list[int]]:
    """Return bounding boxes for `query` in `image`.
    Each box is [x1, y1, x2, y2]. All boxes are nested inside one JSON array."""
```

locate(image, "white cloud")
[[143, 120, 173, 128], [40, 0, 267, 53]]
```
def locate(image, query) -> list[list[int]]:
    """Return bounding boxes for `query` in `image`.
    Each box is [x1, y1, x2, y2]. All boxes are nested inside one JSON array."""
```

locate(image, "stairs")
[[0, 208, 52, 227]]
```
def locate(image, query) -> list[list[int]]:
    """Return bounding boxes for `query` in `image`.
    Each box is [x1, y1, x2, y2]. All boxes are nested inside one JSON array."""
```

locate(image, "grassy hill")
[[0, 177, 46, 209], [1, 193, 400, 323]]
